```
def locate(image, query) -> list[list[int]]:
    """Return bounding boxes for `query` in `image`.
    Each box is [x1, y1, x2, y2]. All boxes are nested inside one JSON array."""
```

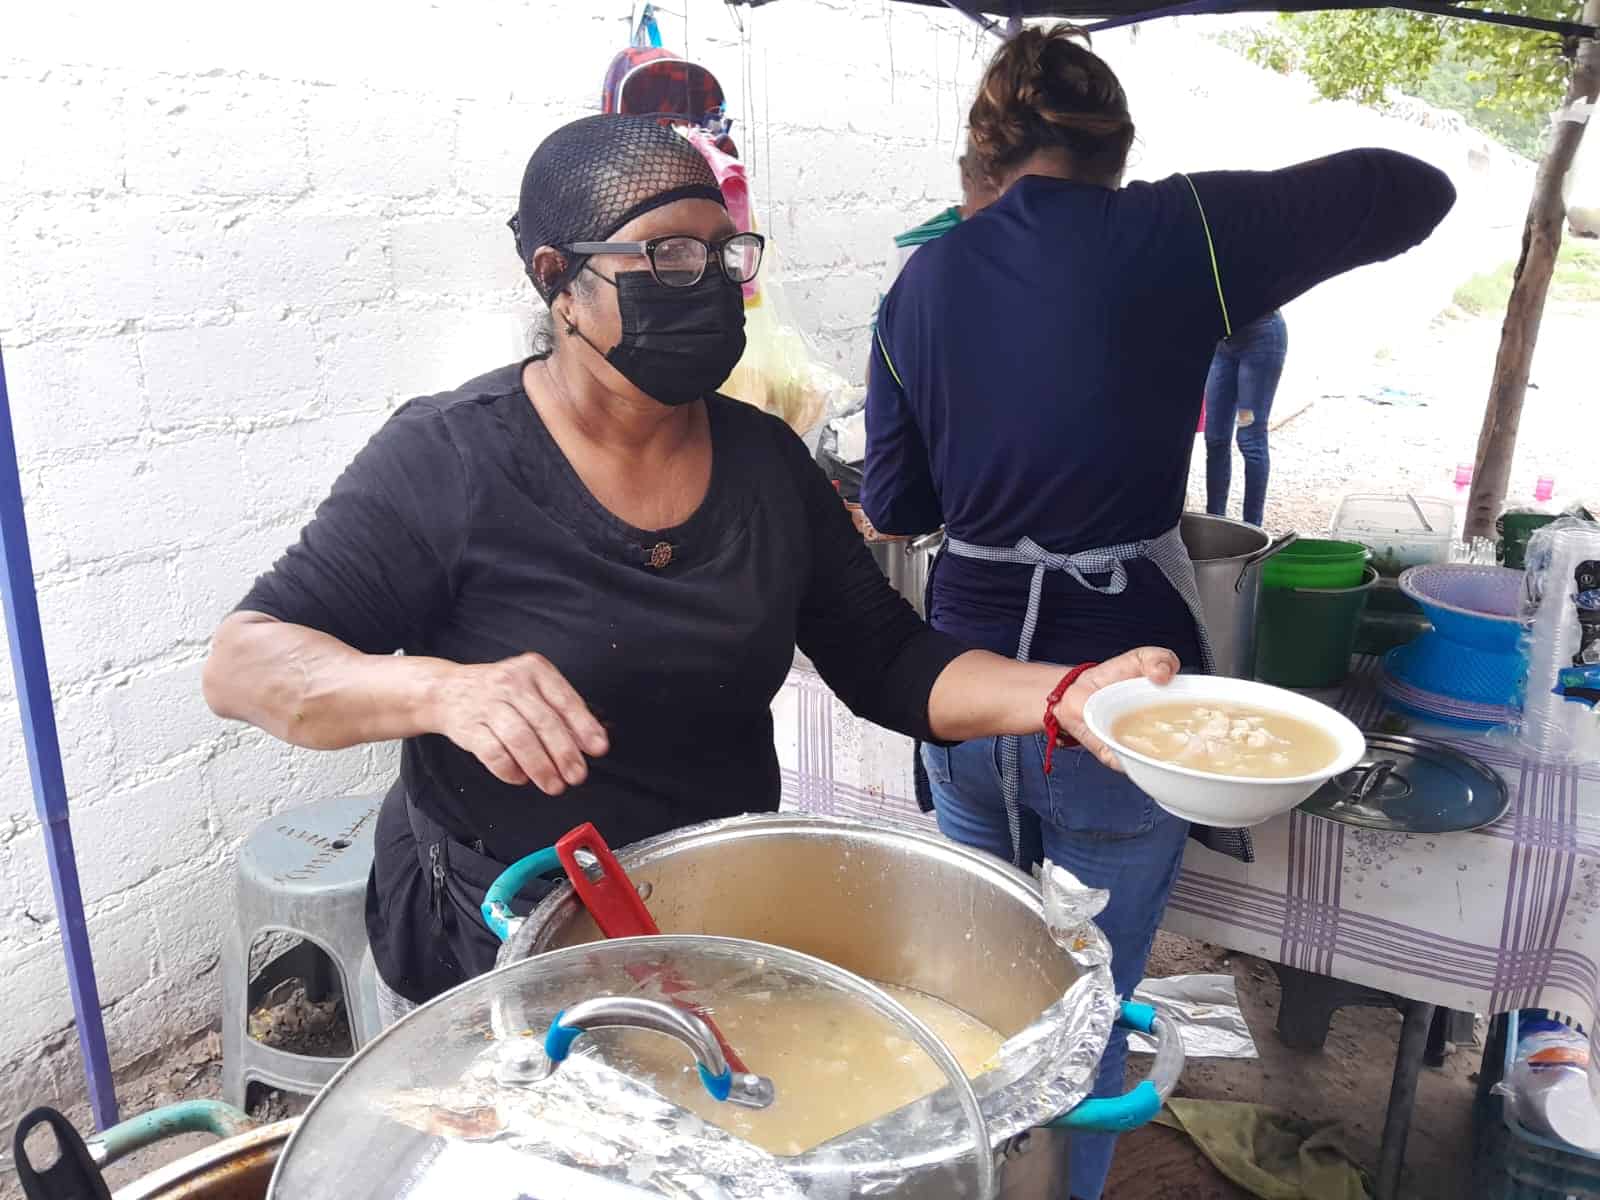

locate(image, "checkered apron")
[[942, 526, 1253, 865]]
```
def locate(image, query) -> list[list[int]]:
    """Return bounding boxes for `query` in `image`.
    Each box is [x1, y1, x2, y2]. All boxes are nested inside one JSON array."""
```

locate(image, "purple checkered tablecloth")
[[773, 655, 1600, 1026]]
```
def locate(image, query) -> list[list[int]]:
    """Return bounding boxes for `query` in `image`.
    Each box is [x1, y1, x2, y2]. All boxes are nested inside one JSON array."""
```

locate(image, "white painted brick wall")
[[0, 0, 1529, 1127]]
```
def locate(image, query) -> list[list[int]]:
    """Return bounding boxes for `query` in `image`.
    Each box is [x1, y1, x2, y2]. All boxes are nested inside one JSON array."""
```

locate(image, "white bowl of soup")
[[1081, 675, 1366, 827]]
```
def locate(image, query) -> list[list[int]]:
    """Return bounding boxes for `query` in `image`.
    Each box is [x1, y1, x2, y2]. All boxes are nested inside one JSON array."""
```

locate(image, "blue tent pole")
[[0, 344, 118, 1129]]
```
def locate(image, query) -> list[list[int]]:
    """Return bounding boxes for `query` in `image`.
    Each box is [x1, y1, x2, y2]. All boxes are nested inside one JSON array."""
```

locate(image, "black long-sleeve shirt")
[[240, 361, 964, 864], [863, 149, 1456, 670]]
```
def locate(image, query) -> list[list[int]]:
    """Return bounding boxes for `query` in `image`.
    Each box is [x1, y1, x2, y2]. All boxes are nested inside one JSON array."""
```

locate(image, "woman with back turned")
[[862, 26, 1455, 1198]]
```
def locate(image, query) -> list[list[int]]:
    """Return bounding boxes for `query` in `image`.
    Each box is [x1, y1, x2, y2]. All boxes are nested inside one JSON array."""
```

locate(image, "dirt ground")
[[2, 930, 1488, 1200], [1189, 302, 1597, 539], [1108, 933, 1484, 1200]]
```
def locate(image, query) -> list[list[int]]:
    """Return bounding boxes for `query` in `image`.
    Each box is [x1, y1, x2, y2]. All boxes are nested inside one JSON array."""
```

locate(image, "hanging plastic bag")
[[676, 126, 757, 303], [719, 243, 848, 439], [601, 6, 738, 156]]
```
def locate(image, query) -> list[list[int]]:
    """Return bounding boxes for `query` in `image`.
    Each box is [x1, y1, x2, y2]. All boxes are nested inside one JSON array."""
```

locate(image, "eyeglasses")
[[565, 232, 766, 288]]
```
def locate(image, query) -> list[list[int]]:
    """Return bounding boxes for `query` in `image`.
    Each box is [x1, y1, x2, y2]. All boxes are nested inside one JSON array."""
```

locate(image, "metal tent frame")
[[0, 347, 117, 1128], [732, 0, 1597, 40]]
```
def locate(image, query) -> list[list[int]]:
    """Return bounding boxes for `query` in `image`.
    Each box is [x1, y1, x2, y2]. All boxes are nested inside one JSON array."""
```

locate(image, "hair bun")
[[966, 23, 1135, 185]]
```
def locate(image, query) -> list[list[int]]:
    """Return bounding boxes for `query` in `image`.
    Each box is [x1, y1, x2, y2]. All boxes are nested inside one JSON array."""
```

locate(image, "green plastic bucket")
[[1262, 539, 1370, 591], [1256, 566, 1379, 688]]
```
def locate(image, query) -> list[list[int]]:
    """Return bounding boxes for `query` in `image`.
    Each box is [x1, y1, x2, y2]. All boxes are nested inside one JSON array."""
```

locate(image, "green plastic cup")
[[1262, 539, 1370, 591]]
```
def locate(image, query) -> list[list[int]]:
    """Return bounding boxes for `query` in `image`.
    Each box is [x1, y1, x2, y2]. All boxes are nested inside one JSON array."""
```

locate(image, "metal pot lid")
[[268, 935, 994, 1200], [1298, 733, 1510, 834]]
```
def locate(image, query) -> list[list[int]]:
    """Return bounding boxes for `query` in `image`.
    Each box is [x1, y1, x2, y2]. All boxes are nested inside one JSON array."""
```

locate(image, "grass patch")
[[1451, 240, 1600, 316]]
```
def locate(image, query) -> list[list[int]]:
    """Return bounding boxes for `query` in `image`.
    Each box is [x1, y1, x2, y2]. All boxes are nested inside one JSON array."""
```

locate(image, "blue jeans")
[[1205, 311, 1287, 528], [922, 735, 1190, 1200]]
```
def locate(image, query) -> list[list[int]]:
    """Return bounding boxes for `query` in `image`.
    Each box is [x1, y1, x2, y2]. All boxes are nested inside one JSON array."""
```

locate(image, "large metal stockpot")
[[269, 933, 997, 1199], [111, 1122, 292, 1200], [869, 530, 943, 617], [1180, 511, 1279, 679], [501, 814, 1144, 1199], [13, 1103, 292, 1200]]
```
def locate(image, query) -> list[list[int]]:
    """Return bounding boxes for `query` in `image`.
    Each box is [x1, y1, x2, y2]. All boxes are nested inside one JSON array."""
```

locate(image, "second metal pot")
[[499, 813, 1182, 1200], [1180, 512, 1284, 679], [869, 531, 943, 618]]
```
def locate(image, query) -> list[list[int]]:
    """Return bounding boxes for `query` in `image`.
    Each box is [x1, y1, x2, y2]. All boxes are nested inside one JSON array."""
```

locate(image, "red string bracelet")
[[1042, 662, 1099, 776]]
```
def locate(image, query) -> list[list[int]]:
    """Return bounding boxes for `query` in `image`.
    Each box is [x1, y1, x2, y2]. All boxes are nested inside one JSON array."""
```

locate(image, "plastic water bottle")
[[1453, 463, 1473, 539]]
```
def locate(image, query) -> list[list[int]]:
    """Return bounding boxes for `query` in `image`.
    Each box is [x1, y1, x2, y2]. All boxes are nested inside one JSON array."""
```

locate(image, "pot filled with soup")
[[1083, 675, 1367, 827], [500, 814, 1183, 1199], [267, 934, 999, 1200]]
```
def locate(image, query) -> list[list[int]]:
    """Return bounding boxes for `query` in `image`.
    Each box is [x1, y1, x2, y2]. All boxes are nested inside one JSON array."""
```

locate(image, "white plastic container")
[[1331, 494, 1455, 578], [1081, 676, 1366, 827], [1493, 1013, 1600, 1153]]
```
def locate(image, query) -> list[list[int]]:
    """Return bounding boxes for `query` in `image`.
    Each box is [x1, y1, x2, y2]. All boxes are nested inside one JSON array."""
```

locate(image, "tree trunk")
[[1464, 0, 1600, 540]]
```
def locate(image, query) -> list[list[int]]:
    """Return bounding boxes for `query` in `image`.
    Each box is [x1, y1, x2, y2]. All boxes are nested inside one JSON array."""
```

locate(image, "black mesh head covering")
[[510, 115, 725, 300]]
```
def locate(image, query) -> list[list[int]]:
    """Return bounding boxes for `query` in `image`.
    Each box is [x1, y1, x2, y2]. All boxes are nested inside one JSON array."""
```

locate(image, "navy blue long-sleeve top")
[[863, 149, 1456, 670]]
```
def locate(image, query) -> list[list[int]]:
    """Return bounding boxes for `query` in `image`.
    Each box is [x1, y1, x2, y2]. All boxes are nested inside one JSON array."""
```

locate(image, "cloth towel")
[[1156, 1098, 1371, 1200]]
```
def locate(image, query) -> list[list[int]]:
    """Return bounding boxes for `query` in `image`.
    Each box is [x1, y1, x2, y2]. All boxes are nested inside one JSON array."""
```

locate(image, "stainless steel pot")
[[113, 1122, 291, 1200], [273, 933, 1003, 1199], [1180, 512, 1294, 679], [503, 814, 1179, 1199], [13, 1102, 291, 1200], [869, 531, 942, 618]]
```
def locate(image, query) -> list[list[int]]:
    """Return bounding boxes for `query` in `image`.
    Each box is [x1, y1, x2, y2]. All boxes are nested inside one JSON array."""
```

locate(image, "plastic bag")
[[720, 244, 849, 439], [1125, 974, 1258, 1060], [1513, 516, 1600, 762], [1492, 1013, 1600, 1152], [675, 126, 757, 302]]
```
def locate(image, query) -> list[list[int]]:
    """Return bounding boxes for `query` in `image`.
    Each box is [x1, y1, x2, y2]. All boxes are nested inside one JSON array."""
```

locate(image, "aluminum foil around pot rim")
[[505, 813, 1121, 1150], [268, 934, 997, 1200]]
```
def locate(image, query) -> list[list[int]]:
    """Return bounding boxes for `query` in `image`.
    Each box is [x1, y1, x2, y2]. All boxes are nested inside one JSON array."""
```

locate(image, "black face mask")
[[568, 268, 747, 407]]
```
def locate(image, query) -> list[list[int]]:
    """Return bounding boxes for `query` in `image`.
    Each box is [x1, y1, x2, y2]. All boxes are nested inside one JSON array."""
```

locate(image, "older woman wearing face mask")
[[201, 115, 1180, 1024]]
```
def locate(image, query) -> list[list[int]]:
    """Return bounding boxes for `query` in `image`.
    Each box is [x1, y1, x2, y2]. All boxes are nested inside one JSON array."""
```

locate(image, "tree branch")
[[1464, 0, 1599, 539]]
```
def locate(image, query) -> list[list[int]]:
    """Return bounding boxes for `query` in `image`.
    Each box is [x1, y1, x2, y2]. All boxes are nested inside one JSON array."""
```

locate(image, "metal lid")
[[1299, 733, 1509, 834], [269, 935, 994, 1200]]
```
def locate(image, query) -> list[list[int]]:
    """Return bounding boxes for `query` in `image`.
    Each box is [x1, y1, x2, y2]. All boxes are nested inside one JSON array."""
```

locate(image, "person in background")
[[1204, 310, 1288, 528], [862, 25, 1454, 1199], [879, 152, 1000, 297]]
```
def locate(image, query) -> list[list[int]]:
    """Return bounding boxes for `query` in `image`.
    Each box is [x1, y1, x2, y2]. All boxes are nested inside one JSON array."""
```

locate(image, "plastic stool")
[[221, 792, 384, 1108]]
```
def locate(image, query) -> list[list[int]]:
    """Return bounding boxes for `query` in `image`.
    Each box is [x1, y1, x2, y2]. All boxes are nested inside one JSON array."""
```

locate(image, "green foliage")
[[1451, 240, 1600, 314], [1231, 2, 1582, 155], [1414, 57, 1552, 156]]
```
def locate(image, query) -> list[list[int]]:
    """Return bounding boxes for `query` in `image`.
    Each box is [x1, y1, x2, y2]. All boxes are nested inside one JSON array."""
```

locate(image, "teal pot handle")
[[1048, 1001, 1184, 1134], [89, 1100, 255, 1166], [481, 846, 562, 942]]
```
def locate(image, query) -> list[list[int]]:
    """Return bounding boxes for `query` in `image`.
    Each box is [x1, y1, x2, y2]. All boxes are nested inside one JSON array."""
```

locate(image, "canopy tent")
[[7, 0, 1591, 1143], [732, 0, 1597, 40]]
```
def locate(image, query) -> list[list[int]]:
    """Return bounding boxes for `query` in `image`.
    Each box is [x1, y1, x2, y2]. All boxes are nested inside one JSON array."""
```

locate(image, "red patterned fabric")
[[601, 49, 738, 158]]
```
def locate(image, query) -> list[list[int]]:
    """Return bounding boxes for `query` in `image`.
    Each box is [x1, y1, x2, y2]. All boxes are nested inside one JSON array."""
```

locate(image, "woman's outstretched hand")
[[1051, 648, 1179, 771]]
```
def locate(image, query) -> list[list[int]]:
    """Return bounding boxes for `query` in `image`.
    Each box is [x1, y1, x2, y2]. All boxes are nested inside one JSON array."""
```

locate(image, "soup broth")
[[596, 982, 1005, 1156], [1112, 701, 1338, 779]]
